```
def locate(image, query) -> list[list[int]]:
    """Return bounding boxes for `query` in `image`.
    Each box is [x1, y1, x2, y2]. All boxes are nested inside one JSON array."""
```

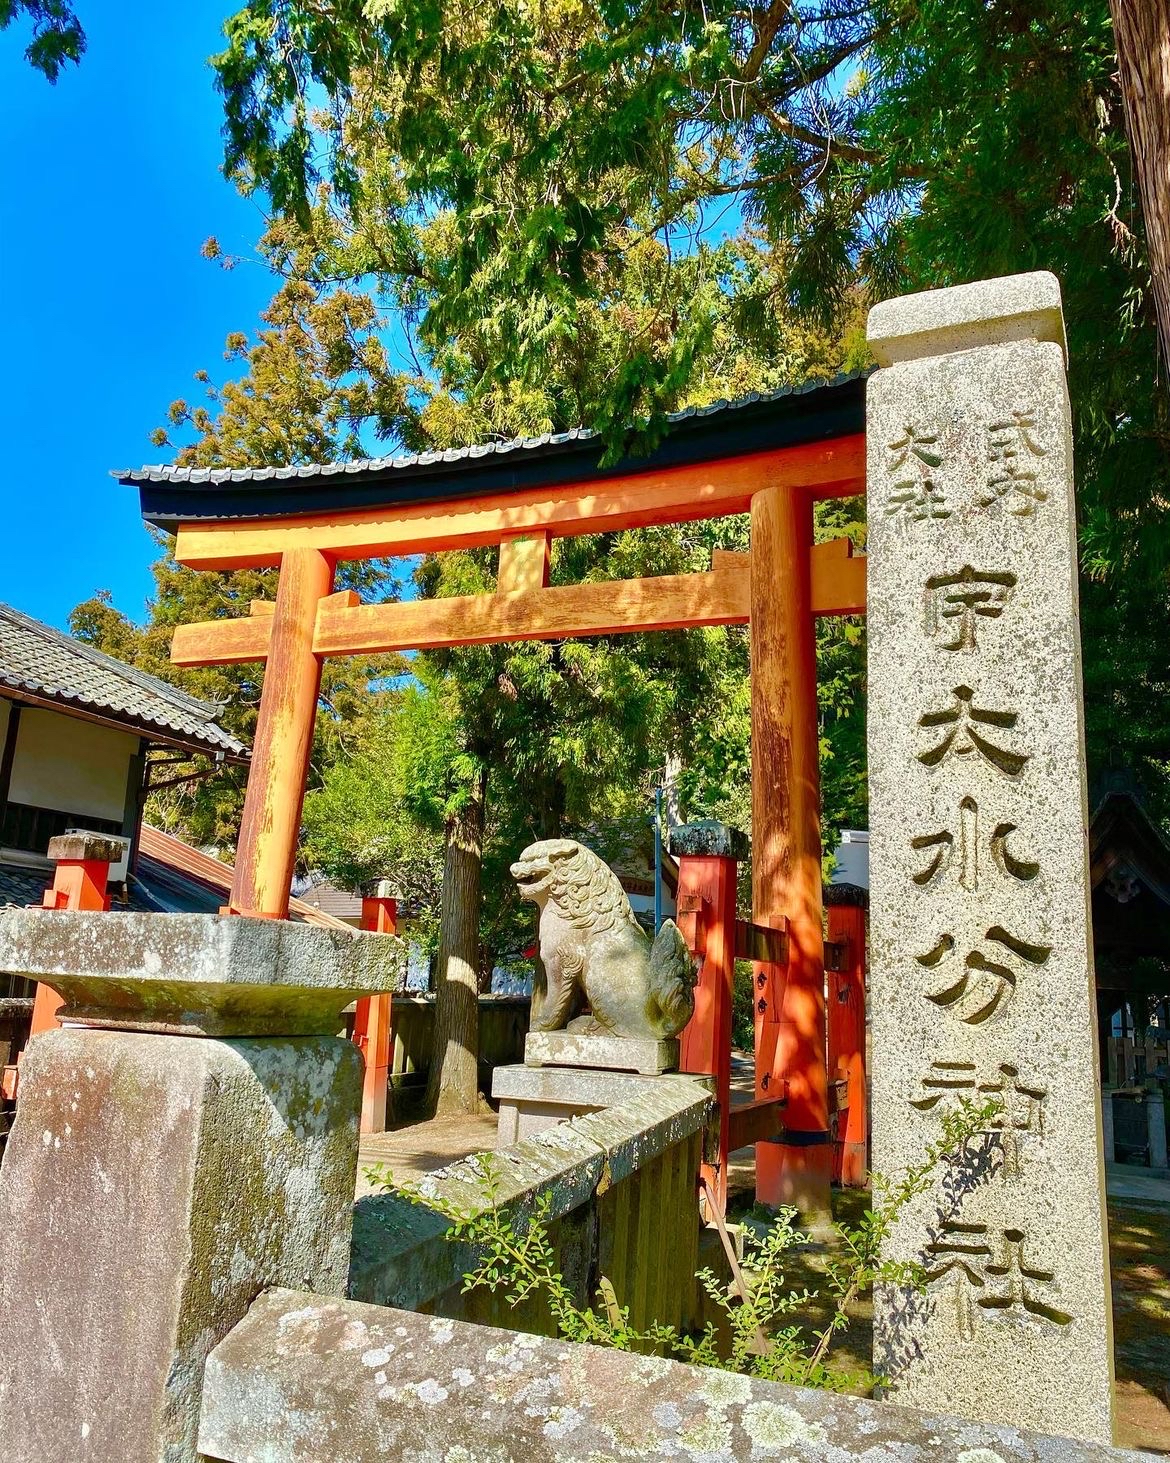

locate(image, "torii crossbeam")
[[119, 373, 869, 1213]]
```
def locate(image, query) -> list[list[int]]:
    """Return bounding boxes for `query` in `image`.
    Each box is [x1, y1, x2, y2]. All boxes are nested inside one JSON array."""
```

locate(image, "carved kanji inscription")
[[917, 687, 1029, 777], [926, 1223, 1073, 1340], [916, 927, 1053, 1024], [925, 566, 1017, 651], [886, 424, 951, 522]]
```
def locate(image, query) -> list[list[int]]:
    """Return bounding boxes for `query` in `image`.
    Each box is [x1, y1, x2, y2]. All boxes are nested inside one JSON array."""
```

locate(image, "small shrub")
[[374, 1095, 1000, 1390]]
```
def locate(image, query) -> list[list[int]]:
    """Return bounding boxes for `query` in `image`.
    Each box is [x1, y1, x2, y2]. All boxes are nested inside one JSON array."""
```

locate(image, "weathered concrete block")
[[0, 907, 404, 1035], [197, 1289, 1149, 1462], [0, 1027, 362, 1463], [524, 1029, 679, 1073], [867, 273, 1113, 1443]]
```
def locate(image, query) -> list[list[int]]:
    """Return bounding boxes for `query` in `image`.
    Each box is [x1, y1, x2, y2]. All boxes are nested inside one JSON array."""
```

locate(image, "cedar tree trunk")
[[1110, 0, 1170, 371], [425, 779, 485, 1116]]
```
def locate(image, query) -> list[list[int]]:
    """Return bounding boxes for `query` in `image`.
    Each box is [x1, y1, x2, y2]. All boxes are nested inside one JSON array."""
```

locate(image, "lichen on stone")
[[699, 1369, 753, 1407], [677, 1410, 734, 1456], [741, 1400, 827, 1451]]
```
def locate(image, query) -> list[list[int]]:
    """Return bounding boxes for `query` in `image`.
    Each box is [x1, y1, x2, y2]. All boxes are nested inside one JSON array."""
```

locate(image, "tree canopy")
[[1, 1, 84, 81], [203, 0, 1169, 813]]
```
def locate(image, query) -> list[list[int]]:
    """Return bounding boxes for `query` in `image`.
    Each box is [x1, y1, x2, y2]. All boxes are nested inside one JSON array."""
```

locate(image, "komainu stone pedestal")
[[524, 1029, 679, 1074], [0, 908, 402, 1463], [867, 274, 1114, 1444], [493, 1062, 686, 1146]]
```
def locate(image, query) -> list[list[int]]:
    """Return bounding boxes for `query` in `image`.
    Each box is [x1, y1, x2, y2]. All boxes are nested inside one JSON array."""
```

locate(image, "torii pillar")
[[751, 484, 832, 1220], [229, 548, 336, 919], [355, 886, 398, 1133]]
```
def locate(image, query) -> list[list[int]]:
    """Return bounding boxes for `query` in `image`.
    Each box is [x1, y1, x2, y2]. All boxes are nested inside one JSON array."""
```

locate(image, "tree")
[[210, 0, 1170, 816], [1108, 0, 1170, 376], [1, 1, 84, 80], [72, 280, 405, 852]]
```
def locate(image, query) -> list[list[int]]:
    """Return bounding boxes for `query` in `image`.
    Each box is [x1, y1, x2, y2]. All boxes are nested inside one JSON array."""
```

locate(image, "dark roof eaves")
[[117, 373, 870, 529], [0, 679, 248, 759]]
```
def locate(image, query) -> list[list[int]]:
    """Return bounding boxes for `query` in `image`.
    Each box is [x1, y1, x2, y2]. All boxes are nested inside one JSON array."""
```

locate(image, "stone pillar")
[[0, 909, 402, 1463], [1149, 1090, 1168, 1170], [866, 274, 1114, 1444]]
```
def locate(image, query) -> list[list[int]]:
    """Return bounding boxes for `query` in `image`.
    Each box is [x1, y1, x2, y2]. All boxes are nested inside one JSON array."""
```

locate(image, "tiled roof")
[[116, 375, 866, 488], [0, 862, 60, 910], [136, 827, 354, 931], [293, 875, 364, 921], [0, 602, 247, 759], [0, 830, 352, 934], [117, 374, 869, 533]]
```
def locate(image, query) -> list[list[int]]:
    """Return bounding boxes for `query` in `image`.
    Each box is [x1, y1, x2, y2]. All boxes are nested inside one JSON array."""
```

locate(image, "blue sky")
[[1, 3, 277, 630]]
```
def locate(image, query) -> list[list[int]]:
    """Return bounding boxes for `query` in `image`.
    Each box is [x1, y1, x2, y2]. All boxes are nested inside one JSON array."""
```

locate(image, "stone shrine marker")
[[867, 273, 1114, 1444]]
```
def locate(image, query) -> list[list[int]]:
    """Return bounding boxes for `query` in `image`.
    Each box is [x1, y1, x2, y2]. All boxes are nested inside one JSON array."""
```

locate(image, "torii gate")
[[121, 375, 867, 1213]]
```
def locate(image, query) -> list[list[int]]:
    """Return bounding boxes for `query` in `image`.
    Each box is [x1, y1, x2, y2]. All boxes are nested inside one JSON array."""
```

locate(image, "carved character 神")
[[510, 838, 698, 1040]]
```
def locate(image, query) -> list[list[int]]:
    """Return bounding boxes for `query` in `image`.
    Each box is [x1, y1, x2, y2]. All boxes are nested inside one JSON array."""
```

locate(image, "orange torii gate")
[[120, 376, 867, 1212]]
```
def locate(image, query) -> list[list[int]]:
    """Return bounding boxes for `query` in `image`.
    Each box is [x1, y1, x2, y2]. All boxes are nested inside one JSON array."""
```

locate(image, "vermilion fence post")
[[826, 886, 868, 1187], [27, 832, 120, 1041], [355, 890, 397, 1134], [671, 822, 746, 1216]]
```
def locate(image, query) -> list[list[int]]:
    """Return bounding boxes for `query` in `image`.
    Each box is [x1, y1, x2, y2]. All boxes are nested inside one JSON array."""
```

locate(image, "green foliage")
[[1, 0, 84, 81], [70, 285, 407, 852], [209, 0, 1170, 810], [377, 1096, 1000, 1386], [731, 962, 755, 1051]]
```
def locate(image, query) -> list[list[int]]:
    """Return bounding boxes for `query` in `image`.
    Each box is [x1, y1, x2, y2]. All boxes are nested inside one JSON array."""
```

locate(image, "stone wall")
[[350, 1073, 711, 1334], [196, 1288, 1150, 1463], [385, 993, 529, 1090]]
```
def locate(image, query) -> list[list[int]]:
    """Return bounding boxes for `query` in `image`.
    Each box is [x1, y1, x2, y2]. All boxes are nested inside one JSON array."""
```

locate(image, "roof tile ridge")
[[115, 369, 874, 487], [0, 600, 226, 724]]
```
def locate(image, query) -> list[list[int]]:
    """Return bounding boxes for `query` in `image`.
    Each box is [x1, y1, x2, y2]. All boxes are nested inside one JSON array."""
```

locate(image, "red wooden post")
[[826, 886, 868, 1187], [27, 833, 121, 1040], [671, 821, 747, 1216], [229, 548, 335, 918], [750, 483, 832, 1217], [354, 888, 398, 1134]]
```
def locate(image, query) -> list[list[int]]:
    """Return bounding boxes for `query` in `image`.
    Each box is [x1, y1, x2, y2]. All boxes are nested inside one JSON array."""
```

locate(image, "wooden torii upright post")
[[122, 385, 867, 1212], [751, 483, 832, 1216]]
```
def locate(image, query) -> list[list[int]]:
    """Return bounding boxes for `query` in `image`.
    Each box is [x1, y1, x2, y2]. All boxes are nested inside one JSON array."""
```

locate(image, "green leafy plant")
[[376, 1094, 1001, 1390]]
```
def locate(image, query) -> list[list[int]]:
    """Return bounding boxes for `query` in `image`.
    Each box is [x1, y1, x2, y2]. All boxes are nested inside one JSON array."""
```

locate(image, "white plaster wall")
[[8, 709, 138, 821]]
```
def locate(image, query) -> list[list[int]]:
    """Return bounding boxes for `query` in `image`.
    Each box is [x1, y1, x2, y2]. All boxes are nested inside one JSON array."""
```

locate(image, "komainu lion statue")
[[511, 838, 698, 1041]]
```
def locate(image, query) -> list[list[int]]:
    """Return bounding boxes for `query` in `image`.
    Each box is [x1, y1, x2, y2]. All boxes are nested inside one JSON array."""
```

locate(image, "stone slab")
[[867, 270, 1067, 367], [47, 831, 126, 864], [867, 275, 1113, 1443], [0, 907, 405, 1035], [0, 1027, 362, 1463], [494, 1062, 711, 1104], [524, 1029, 679, 1073], [198, 1288, 1149, 1463]]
